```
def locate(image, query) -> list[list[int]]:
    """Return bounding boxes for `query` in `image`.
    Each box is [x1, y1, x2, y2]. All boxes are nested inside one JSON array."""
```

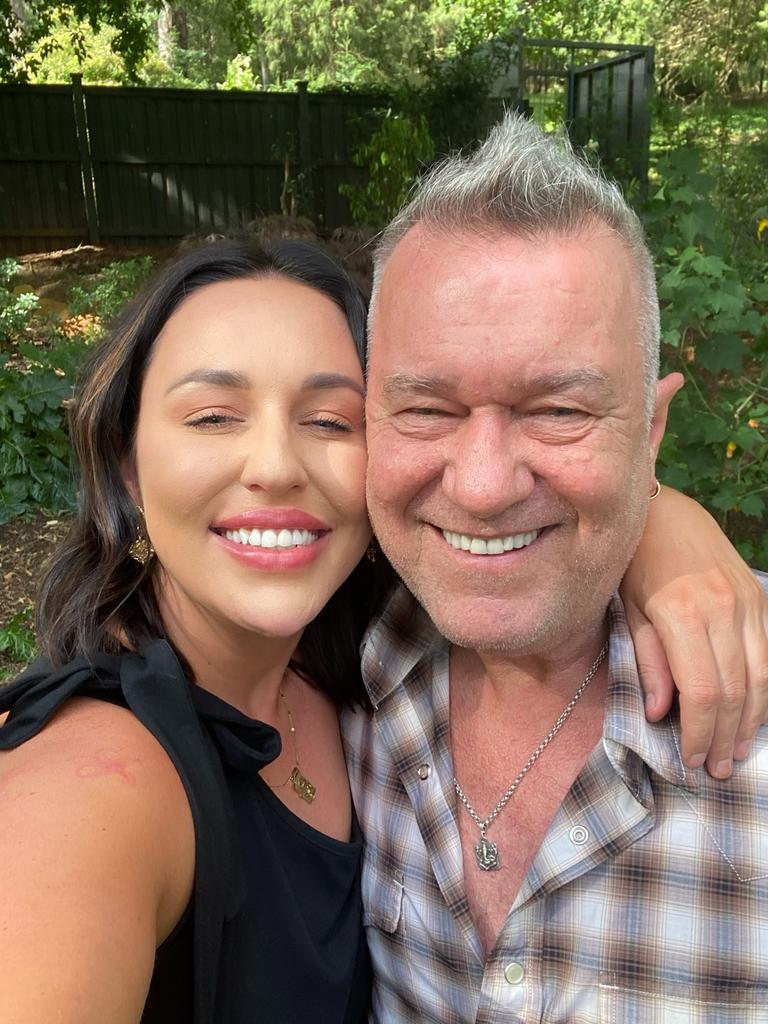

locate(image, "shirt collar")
[[362, 584, 699, 791], [603, 594, 698, 792], [360, 582, 446, 708]]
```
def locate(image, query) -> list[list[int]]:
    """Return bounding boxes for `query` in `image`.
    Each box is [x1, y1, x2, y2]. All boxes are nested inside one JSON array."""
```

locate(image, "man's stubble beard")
[[388, 475, 651, 658]]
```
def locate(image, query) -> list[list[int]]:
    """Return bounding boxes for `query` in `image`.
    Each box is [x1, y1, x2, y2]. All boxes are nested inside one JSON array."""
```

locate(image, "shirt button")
[[504, 962, 525, 985], [569, 825, 590, 845], [417, 764, 431, 780]]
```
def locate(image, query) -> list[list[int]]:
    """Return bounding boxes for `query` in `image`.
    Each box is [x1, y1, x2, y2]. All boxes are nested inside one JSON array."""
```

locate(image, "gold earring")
[[129, 506, 154, 565], [649, 479, 661, 500]]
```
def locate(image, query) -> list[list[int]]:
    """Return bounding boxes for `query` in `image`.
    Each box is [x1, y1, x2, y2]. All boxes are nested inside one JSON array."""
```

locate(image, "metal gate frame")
[[520, 37, 654, 188]]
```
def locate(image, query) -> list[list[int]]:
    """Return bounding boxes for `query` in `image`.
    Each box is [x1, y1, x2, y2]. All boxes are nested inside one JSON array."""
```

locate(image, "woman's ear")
[[120, 453, 141, 507]]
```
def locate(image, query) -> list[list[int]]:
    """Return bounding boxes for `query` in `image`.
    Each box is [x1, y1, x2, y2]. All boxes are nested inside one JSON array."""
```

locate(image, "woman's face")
[[126, 274, 370, 644]]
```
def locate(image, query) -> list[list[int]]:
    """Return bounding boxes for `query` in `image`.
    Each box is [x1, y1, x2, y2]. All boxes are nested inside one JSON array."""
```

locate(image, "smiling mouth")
[[220, 527, 324, 550], [440, 527, 540, 556]]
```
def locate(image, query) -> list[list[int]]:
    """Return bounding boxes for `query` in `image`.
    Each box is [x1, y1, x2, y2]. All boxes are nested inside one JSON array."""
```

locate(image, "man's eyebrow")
[[165, 368, 250, 395], [301, 372, 365, 398], [527, 369, 613, 394], [381, 368, 612, 397], [381, 372, 453, 397]]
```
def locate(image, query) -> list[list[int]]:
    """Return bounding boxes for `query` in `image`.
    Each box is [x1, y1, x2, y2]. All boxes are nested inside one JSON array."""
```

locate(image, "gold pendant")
[[290, 766, 316, 803]]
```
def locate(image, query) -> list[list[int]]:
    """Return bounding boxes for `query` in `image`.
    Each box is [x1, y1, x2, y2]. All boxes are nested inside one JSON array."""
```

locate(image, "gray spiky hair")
[[369, 112, 660, 420]]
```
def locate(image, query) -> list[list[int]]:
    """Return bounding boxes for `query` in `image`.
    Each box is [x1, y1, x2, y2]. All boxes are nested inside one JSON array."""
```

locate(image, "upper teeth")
[[223, 528, 320, 549], [441, 528, 539, 555]]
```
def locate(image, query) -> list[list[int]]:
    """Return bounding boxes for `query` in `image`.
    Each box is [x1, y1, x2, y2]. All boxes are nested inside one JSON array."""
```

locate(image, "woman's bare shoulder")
[[0, 695, 195, 1023]]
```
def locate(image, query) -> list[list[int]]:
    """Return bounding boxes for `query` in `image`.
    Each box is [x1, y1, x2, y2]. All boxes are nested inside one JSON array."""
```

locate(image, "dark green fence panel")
[[83, 86, 302, 243], [0, 85, 88, 255], [307, 92, 387, 230], [0, 82, 390, 254]]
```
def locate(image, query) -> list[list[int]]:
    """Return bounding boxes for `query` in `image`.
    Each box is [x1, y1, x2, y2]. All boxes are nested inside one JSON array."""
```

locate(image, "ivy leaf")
[[740, 494, 766, 518], [710, 483, 740, 511], [695, 334, 747, 374]]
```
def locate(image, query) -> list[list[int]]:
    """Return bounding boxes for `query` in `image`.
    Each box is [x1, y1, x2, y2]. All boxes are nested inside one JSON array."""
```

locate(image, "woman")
[[0, 239, 764, 1023]]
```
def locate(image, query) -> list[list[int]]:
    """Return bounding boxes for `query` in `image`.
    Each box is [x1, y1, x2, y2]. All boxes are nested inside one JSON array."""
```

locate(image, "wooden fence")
[[0, 78, 385, 255]]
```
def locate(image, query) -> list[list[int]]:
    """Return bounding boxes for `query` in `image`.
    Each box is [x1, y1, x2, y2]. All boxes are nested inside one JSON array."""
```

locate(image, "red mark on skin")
[[74, 749, 137, 785]]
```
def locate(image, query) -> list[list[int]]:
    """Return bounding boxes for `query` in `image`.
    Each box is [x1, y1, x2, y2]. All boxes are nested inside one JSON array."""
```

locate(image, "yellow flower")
[[726, 441, 737, 458], [758, 217, 768, 240]]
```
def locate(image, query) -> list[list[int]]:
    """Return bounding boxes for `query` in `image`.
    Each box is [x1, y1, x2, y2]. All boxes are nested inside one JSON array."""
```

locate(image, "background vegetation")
[[1, 0, 766, 671]]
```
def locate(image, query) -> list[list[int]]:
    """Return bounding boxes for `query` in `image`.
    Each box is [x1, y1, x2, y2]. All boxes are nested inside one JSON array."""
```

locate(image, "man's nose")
[[441, 410, 534, 518], [240, 414, 309, 495]]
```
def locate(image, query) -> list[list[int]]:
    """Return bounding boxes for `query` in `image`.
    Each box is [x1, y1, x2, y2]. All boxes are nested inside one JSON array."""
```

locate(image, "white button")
[[417, 764, 431, 780], [569, 825, 589, 845], [504, 962, 525, 985]]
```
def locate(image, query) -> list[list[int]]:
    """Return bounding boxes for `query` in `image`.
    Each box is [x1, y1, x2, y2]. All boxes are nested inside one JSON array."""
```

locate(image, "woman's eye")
[[186, 412, 237, 428], [308, 416, 353, 433]]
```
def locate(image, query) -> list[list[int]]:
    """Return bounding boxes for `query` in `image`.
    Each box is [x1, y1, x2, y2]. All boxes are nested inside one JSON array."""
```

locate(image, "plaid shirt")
[[342, 581, 768, 1024]]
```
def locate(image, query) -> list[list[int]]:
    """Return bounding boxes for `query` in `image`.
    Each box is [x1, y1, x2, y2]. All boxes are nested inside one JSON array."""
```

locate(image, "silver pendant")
[[475, 836, 500, 871], [290, 766, 316, 803]]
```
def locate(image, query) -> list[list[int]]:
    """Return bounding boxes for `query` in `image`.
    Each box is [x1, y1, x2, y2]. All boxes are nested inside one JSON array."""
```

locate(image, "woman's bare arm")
[[622, 485, 768, 778], [0, 698, 194, 1024]]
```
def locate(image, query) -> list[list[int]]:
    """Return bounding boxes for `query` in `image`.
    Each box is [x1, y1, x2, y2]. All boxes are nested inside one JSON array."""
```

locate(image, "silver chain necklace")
[[453, 642, 608, 872]]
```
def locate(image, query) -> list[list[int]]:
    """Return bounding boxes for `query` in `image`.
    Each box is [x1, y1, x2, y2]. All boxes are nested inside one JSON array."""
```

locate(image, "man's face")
[[366, 224, 679, 656]]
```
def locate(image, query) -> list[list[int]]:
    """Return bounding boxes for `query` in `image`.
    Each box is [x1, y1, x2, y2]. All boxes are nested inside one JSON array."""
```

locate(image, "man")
[[343, 113, 768, 1021]]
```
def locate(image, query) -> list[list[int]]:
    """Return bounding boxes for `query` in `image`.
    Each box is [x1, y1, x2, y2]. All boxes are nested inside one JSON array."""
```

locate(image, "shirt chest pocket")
[[600, 980, 768, 1023], [361, 857, 404, 935]]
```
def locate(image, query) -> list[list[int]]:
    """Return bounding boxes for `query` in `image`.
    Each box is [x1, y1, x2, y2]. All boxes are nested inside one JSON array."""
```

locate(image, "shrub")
[[68, 256, 154, 330], [0, 337, 88, 522], [644, 148, 768, 567], [340, 109, 435, 226], [0, 259, 40, 352]]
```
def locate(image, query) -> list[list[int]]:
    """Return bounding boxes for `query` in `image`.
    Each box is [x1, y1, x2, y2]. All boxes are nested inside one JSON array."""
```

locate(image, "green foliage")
[[68, 256, 154, 328], [247, 0, 436, 89], [340, 110, 435, 226], [1, 256, 153, 523], [0, 337, 87, 523], [0, 260, 40, 352], [644, 148, 768, 567], [219, 53, 259, 90], [0, 609, 36, 665], [1, 0, 155, 82]]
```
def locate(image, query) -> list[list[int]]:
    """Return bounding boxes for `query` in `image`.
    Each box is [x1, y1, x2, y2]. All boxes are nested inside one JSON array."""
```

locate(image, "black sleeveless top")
[[0, 641, 371, 1024]]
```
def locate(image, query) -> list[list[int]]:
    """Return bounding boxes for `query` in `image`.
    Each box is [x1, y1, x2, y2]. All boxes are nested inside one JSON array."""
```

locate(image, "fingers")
[[658, 618, 720, 771], [698, 613, 747, 778], [626, 603, 675, 722], [733, 599, 768, 757]]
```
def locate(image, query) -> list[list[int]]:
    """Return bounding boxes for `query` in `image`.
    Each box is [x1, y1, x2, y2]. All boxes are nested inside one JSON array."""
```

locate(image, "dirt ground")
[[0, 512, 73, 678]]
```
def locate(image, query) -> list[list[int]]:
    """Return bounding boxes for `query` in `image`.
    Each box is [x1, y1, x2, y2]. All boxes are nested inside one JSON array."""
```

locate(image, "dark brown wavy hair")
[[36, 239, 392, 706]]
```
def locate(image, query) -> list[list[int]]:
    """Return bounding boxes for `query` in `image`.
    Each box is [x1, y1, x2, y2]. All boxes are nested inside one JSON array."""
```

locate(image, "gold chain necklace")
[[453, 642, 608, 871], [268, 678, 317, 804]]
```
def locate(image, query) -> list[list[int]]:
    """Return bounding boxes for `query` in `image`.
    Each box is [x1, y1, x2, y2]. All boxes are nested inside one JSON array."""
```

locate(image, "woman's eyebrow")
[[165, 368, 250, 395], [301, 373, 365, 397]]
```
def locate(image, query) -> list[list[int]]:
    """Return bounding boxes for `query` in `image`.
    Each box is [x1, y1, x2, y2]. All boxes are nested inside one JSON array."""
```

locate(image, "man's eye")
[[541, 407, 581, 417], [406, 407, 449, 416]]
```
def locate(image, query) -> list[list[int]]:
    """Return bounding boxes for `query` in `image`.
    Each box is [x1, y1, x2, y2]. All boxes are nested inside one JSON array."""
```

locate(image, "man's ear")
[[648, 372, 684, 464], [120, 453, 141, 507]]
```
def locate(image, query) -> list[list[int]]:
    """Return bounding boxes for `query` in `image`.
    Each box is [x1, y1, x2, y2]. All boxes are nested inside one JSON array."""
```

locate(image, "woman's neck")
[[158, 591, 303, 721]]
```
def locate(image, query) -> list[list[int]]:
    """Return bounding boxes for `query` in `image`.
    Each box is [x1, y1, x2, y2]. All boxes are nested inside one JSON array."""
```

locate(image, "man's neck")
[[448, 630, 610, 956]]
